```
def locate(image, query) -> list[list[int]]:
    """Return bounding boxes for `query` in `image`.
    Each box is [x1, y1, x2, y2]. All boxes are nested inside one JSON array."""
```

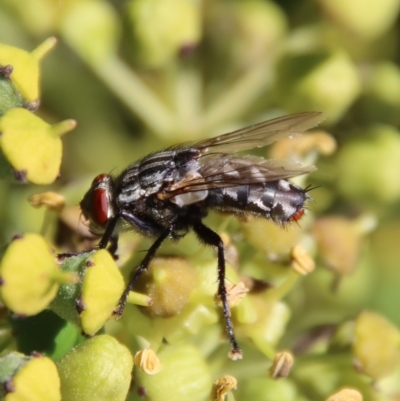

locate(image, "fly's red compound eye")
[[92, 173, 109, 185], [80, 173, 114, 229], [92, 186, 110, 225]]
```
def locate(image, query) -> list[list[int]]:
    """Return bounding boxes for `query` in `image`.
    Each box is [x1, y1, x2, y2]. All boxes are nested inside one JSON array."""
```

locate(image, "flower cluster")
[[1, 1, 400, 400]]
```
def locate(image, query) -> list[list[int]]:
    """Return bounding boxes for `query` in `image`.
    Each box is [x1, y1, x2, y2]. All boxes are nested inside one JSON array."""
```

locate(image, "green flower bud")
[[9, 310, 84, 362], [0, 233, 71, 316], [329, 320, 355, 351], [238, 377, 296, 401], [60, 1, 120, 64], [317, 0, 400, 40], [190, 259, 239, 306], [240, 215, 307, 257], [126, 0, 201, 67], [275, 51, 361, 122], [152, 303, 219, 347], [124, 256, 227, 350], [0, 352, 61, 401], [50, 252, 93, 331], [353, 311, 400, 380], [0, 38, 56, 103], [232, 0, 287, 59], [1, 0, 57, 35], [335, 126, 400, 203], [57, 335, 133, 401], [0, 65, 29, 116], [51, 249, 124, 336], [240, 298, 290, 358], [135, 256, 196, 317], [134, 344, 212, 401], [206, 0, 287, 67], [311, 216, 370, 275], [0, 108, 75, 184], [80, 250, 125, 334], [361, 62, 400, 125]]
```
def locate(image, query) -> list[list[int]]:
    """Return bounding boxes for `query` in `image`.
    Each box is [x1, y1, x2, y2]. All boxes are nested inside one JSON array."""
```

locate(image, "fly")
[[80, 111, 324, 359]]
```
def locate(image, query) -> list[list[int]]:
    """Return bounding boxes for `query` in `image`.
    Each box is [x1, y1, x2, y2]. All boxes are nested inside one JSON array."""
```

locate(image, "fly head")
[[80, 174, 116, 235]]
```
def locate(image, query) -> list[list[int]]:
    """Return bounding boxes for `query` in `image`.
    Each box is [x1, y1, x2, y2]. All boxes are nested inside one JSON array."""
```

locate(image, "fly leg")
[[192, 221, 242, 360], [113, 225, 172, 317], [98, 215, 119, 249], [107, 235, 119, 259], [57, 215, 120, 260], [88, 215, 120, 259]]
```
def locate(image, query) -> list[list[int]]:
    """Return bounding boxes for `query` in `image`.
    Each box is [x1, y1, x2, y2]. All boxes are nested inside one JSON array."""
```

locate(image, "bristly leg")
[[107, 235, 119, 259], [98, 215, 119, 249], [192, 221, 243, 360], [113, 225, 173, 317]]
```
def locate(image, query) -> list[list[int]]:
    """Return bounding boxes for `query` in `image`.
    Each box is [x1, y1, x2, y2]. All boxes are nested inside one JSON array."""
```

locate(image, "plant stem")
[[203, 61, 273, 132], [94, 56, 177, 138]]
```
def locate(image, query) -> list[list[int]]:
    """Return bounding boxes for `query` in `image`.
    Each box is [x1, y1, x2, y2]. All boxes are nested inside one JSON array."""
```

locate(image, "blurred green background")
[[1, 0, 400, 400]]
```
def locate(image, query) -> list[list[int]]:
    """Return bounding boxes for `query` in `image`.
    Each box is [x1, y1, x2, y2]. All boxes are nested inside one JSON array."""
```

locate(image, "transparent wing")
[[163, 155, 316, 196], [160, 112, 322, 198], [188, 111, 324, 155]]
